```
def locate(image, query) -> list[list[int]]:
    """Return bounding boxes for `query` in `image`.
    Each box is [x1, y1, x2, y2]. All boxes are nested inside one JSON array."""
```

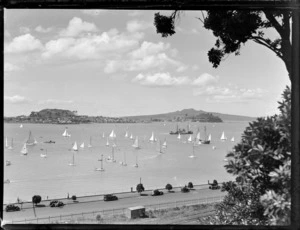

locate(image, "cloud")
[[128, 41, 170, 59], [132, 72, 190, 86], [128, 11, 143, 17], [5, 33, 43, 53], [192, 73, 219, 86], [193, 86, 265, 103], [35, 26, 53, 33], [59, 17, 98, 37], [4, 95, 31, 104], [81, 10, 108, 16], [4, 62, 20, 72], [42, 30, 139, 60], [38, 99, 74, 105], [19, 27, 30, 34]]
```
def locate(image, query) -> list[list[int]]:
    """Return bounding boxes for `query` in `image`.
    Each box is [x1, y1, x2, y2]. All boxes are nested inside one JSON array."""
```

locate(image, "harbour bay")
[[4, 121, 249, 204]]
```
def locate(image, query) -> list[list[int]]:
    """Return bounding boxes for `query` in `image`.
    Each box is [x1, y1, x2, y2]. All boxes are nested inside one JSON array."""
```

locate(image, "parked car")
[[181, 186, 190, 193], [208, 180, 221, 190], [103, 194, 118, 201], [49, 200, 64, 207], [5, 204, 20, 212], [151, 189, 164, 196]]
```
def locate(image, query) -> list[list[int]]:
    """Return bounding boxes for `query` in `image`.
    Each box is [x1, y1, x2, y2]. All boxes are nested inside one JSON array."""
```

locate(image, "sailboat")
[[72, 141, 78, 151], [26, 131, 37, 146], [40, 149, 47, 158], [20, 124, 23, 128], [177, 133, 181, 140], [106, 138, 110, 147], [231, 136, 235, 142], [106, 146, 116, 162], [125, 131, 129, 138], [7, 138, 14, 150], [95, 154, 105, 171], [132, 136, 140, 149], [5, 137, 9, 148], [62, 128, 71, 137], [200, 126, 210, 144], [88, 137, 92, 148], [149, 132, 155, 142], [196, 130, 201, 141], [188, 135, 193, 143], [21, 143, 28, 155], [162, 138, 167, 149], [80, 142, 85, 149], [109, 130, 116, 139], [133, 155, 138, 168], [130, 134, 133, 140], [102, 132, 105, 138], [68, 153, 76, 166], [157, 139, 163, 154], [220, 131, 227, 141], [189, 143, 197, 158]]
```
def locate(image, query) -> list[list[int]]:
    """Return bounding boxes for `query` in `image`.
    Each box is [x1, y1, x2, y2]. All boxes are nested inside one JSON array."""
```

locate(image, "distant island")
[[3, 108, 255, 124]]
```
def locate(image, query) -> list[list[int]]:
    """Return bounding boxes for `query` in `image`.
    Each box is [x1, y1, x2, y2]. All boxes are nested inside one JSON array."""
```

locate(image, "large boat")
[[170, 124, 193, 135], [26, 131, 37, 146]]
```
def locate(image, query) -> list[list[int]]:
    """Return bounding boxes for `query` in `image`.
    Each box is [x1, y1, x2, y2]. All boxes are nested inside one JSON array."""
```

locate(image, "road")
[[3, 187, 224, 223]]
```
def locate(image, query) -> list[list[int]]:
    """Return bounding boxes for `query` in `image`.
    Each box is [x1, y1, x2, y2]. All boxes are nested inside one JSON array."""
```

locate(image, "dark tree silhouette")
[[154, 10, 292, 80], [188, 182, 194, 189], [165, 183, 173, 192], [136, 183, 145, 195], [32, 195, 42, 206]]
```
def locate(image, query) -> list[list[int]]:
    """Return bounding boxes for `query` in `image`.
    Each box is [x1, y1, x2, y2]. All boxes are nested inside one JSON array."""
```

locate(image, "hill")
[[121, 108, 255, 122]]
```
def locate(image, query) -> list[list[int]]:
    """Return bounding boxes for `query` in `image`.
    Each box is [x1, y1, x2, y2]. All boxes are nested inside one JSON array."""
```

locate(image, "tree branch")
[[251, 36, 282, 58], [262, 11, 284, 38]]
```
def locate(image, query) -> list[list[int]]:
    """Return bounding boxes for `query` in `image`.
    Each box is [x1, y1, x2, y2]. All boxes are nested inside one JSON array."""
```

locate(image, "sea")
[[3, 121, 250, 204]]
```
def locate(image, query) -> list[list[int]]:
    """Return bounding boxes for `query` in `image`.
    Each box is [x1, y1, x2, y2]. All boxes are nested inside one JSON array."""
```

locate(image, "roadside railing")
[[8, 195, 225, 224]]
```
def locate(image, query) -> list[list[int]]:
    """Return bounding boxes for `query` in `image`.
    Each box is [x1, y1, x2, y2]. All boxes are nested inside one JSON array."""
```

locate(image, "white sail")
[[188, 135, 193, 142], [132, 136, 140, 149], [196, 132, 201, 140], [62, 129, 67, 137], [72, 141, 78, 151], [80, 142, 85, 148], [109, 130, 116, 139], [177, 133, 181, 139], [5, 137, 9, 148], [102, 132, 105, 138], [125, 131, 128, 138], [40, 149, 47, 158], [220, 131, 227, 141], [208, 134, 212, 141], [106, 138, 109, 146], [231, 136, 235, 142], [162, 138, 167, 148], [130, 134, 133, 139], [21, 143, 28, 155], [20, 124, 23, 128], [149, 132, 155, 142]]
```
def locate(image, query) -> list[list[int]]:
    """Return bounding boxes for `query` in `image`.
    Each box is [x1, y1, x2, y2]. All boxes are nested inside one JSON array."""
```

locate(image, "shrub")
[[165, 183, 173, 192], [136, 183, 145, 195], [32, 195, 42, 206], [71, 195, 77, 201], [188, 182, 194, 189]]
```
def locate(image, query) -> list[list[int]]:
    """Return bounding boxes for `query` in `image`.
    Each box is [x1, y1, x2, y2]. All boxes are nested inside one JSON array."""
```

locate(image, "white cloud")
[[38, 99, 74, 104], [129, 41, 170, 59], [192, 73, 219, 86], [126, 20, 152, 33], [132, 72, 190, 86], [128, 11, 143, 17], [4, 95, 31, 104], [59, 17, 98, 37], [5, 33, 43, 53], [4, 62, 20, 72], [35, 26, 53, 33], [81, 10, 108, 16]]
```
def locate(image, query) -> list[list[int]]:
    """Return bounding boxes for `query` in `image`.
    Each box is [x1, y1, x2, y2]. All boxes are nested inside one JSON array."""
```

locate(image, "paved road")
[[3, 187, 224, 222]]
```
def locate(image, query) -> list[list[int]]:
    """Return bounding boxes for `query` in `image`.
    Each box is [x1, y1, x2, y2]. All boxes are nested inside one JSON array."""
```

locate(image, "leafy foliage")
[[210, 86, 291, 225], [32, 195, 42, 206], [71, 195, 77, 201], [188, 182, 194, 189], [154, 13, 176, 37], [136, 183, 145, 195], [165, 183, 173, 191]]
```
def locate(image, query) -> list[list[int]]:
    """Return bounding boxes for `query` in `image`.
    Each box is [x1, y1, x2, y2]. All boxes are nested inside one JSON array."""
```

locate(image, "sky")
[[4, 9, 291, 117]]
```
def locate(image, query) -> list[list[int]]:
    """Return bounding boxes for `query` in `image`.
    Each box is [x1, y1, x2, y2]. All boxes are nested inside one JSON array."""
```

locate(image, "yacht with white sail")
[[80, 142, 85, 149], [72, 142, 78, 151], [109, 130, 116, 139], [132, 136, 140, 149], [62, 128, 71, 137], [106, 146, 116, 163], [26, 131, 37, 146], [149, 132, 155, 142], [21, 143, 28, 155], [220, 131, 227, 141]]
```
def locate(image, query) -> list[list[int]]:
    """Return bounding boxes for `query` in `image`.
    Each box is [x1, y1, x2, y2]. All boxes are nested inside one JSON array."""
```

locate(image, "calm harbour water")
[[4, 121, 250, 204]]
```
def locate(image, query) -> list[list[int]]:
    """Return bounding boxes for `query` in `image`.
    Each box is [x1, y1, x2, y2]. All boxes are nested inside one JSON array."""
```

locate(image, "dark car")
[[5, 204, 20, 212], [181, 186, 190, 193], [103, 194, 118, 201], [151, 189, 164, 196], [50, 200, 64, 207]]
